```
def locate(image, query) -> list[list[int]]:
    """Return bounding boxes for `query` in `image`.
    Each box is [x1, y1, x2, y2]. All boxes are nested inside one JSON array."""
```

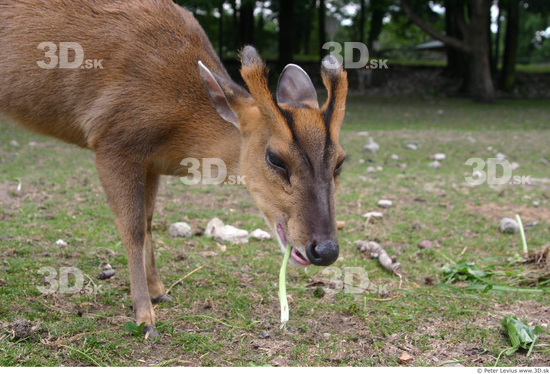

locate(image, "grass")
[[0, 96, 549, 366]]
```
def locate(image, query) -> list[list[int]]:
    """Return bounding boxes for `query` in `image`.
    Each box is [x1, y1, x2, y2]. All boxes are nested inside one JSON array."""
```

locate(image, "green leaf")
[[501, 315, 545, 356]]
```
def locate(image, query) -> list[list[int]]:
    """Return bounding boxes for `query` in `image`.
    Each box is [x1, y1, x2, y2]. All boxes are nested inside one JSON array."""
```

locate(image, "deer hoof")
[[151, 294, 172, 304], [142, 325, 159, 338]]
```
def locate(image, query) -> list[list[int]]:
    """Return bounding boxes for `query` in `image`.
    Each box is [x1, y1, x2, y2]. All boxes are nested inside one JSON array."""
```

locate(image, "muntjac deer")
[[0, 0, 348, 336]]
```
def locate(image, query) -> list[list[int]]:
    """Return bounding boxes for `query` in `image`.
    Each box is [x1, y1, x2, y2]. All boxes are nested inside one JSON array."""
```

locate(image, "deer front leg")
[[144, 171, 170, 303], [95, 154, 158, 337]]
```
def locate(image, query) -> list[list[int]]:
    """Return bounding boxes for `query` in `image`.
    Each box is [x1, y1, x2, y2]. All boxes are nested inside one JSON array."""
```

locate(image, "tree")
[[500, 0, 520, 92], [401, 0, 496, 102], [278, 0, 295, 70]]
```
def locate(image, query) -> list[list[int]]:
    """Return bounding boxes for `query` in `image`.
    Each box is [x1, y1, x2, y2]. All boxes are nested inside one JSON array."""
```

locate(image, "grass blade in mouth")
[[279, 243, 291, 329]]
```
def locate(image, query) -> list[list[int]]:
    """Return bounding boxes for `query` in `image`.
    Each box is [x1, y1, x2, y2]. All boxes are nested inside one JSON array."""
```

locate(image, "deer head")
[[199, 46, 348, 267]]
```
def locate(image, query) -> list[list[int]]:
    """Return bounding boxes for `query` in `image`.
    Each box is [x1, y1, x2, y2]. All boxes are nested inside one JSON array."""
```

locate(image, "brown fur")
[[0, 0, 347, 334]]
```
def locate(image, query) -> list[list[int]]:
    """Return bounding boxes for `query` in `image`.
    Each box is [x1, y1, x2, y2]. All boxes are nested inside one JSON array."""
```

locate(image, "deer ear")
[[276, 64, 319, 108], [198, 61, 238, 127]]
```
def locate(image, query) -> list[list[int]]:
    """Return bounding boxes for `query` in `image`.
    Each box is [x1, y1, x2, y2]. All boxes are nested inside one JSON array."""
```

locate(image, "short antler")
[[320, 55, 348, 140]]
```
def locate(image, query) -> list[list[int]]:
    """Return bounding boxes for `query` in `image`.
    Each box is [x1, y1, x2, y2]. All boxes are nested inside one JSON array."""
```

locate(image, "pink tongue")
[[291, 248, 311, 266]]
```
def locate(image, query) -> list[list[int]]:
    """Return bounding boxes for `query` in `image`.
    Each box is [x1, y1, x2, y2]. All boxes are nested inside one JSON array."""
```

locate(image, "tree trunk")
[[491, 3, 502, 75], [368, 0, 385, 56], [278, 0, 294, 71], [318, 0, 326, 59], [218, 1, 224, 58], [468, 0, 495, 102], [359, 0, 365, 45], [239, 0, 255, 46], [303, 1, 313, 55], [401, 0, 495, 102], [500, 0, 519, 92]]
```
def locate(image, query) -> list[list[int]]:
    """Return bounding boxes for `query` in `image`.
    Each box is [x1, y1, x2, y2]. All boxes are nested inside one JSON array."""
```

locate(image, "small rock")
[[169, 222, 192, 238], [55, 239, 68, 247], [260, 330, 270, 339], [10, 140, 20, 148], [28, 141, 37, 147], [533, 201, 540, 208], [249, 229, 271, 241], [323, 333, 331, 339], [362, 211, 383, 219], [510, 162, 520, 170], [12, 319, 33, 339], [391, 154, 399, 160], [98, 269, 115, 280], [376, 166, 383, 171], [377, 200, 392, 208], [214, 225, 249, 244], [366, 166, 376, 173], [357, 131, 369, 136], [405, 143, 418, 150], [499, 217, 519, 234], [436, 109, 444, 115], [399, 163, 407, 169], [418, 240, 433, 249], [472, 170, 484, 179], [466, 135, 476, 143], [432, 153, 446, 161], [540, 158, 549, 166], [362, 137, 379, 154], [495, 152, 507, 161], [204, 217, 224, 238], [358, 159, 365, 164], [428, 161, 441, 169]]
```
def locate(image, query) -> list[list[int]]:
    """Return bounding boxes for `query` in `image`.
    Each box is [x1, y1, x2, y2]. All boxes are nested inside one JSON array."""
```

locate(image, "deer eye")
[[334, 156, 348, 176], [266, 149, 287, 172]]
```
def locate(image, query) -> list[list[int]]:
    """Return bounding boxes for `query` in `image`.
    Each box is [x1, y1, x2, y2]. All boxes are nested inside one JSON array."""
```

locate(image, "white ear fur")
[[198, 61, 238, 127]]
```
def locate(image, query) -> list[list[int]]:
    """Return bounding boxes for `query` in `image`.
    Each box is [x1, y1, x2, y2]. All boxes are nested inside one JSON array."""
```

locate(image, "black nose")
[[306, 240, 339, 266]]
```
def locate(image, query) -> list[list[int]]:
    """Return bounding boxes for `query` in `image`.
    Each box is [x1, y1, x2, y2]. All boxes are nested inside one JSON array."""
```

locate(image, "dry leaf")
[[398, 352, 414, 364]]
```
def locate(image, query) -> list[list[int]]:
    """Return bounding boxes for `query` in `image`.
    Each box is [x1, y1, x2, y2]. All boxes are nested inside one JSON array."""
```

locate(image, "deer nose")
[[306, 240, 339, 266]]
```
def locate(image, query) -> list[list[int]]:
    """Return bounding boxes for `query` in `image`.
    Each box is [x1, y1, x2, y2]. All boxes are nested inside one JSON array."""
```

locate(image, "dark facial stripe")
[[278, 107, 314, 172]]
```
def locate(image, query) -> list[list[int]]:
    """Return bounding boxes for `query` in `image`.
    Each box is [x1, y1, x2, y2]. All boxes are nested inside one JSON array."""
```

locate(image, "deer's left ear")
[[277, 64, 319, 109]]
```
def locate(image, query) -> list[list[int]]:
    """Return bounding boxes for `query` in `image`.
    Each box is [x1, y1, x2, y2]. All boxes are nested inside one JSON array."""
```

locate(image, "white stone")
[[10, 140, 20, 147], [169, 222, 192, 238], [495, 152, 507, 161], [249, 229, 271, 241], [377, 199, 393, 208], [366, 166, 376, 173], [204, 217, 224, 238], [362, 211, 384, 219], [357, 131, 369, 136], [376, 166, 383, 171], [55, 239, 68, 247], [433, 153, 446, 161], [214, 225, 249, 244], [428, 161, 441, 169], [391, 154, 399, 160], [405, 143, 418, 150], [362, 137, 379, 154], [499, 218, 519, 234]]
